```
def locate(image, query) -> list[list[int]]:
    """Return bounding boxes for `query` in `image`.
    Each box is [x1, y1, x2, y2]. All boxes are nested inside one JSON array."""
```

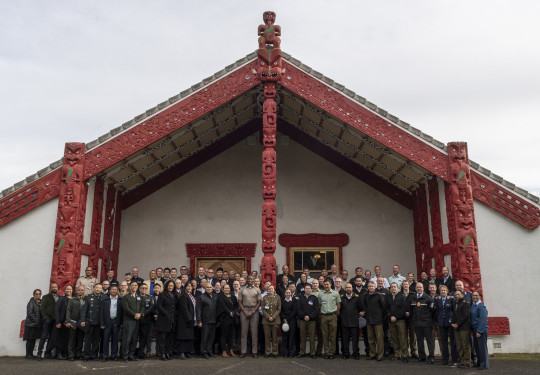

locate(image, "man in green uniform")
[[318, 279, 341, 359]]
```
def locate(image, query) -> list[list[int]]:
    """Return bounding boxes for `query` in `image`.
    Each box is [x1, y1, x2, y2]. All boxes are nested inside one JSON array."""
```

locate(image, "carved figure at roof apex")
[[258, 11, 281, 49]]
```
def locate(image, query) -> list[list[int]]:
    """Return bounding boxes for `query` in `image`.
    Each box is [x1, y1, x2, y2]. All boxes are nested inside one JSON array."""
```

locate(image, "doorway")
[[196, 257, 246, 275]]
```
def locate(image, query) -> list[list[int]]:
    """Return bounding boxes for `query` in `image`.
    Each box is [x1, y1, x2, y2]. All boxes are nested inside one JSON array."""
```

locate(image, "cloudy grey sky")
[[1, 0, 539, 199]]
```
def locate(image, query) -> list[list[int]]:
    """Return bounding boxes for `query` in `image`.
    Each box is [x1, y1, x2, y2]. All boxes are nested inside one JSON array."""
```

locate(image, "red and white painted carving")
[[50, 143, 88, 292], [258, 11, 283, 287], [446, 142, 482, 294]]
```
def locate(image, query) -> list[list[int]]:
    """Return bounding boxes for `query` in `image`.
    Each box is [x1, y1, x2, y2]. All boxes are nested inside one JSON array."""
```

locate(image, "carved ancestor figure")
[[260, 255, 277, 286], [447, 142, 482, 294], [258, 11, 281, 49], [257, 11, 283, 81]]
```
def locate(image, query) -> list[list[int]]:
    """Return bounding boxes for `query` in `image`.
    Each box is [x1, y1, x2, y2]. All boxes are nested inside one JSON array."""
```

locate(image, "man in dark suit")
[[440, 267, 456, 293], [100, 285, 123, 361], [121, 281, 144, 361], [101, 269, 119, 288], [408, 283, 435, 364], [277, 264, 295, 285], [80, 283, 103, 361], [340, 283, 363, 360], [37, 283, 59, 360], [197, 283, 218, 358], [66, 285, 85, 360]]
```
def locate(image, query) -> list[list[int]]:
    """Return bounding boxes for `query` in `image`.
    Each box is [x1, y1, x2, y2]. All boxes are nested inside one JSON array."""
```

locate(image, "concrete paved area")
[[0, 354, 538, 375]]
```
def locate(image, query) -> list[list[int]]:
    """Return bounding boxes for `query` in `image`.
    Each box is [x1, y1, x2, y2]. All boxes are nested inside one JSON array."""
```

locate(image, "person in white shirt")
[[370, 266, 390, 289], [387, 264, 407, 289]]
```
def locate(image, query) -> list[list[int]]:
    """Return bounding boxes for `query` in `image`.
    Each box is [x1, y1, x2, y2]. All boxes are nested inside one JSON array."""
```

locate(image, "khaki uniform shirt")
[[262, 294, 281, 325], [76, 276, 98, 296], [318, 289, 341, 314], [238, 285, 261, 310]]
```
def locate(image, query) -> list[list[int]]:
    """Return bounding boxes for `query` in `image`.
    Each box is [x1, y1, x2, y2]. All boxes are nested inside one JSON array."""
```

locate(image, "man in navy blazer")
[[100, 285, 123, 361]]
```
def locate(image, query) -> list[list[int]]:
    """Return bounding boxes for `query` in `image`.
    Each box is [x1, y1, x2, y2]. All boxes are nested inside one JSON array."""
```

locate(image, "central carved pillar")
[[257, 11, 283, 287], [446, 142, 483, 293], [50, 143, 88, 293]]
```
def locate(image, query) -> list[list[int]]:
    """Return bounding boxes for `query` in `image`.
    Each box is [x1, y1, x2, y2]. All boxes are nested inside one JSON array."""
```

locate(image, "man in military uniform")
[[80, 283, 103, 361], [435, 285, 458, 365], [122, 281, 144, 361], [76, 266, 98, 297], [66, 285, 85, 360], [318, 279, 341, 359], [339, 282, 363, 360], [408, 283, 435, 364], [137, 284, 155, 358]]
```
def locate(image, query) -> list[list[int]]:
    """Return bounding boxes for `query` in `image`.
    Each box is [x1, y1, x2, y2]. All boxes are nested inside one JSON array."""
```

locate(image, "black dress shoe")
[[354, 355, 360, 360], [325, 355, 329, 359], [265, 354, 269, 358], [239, 353, 246, 358], [101, 358, 107, 362], [113, 357, 119, 361], [428, 358, 434, 364], [366, 356, 373, 360], [297, 354, 304, 358], [311, 355, 316, 359], [252, 354, 258, 359], [212, 354, 218, 358], [342, 355, 349, 359], [185, 353, 192, 358], [36, 355, 42, 361], [442, 361, 448, 365], [329, 355, 334, 359], [416, 358, 426, 362], [68, 357, 74, 361], [377, 358, 382, 362], [128, 356, 137, 361], [56, 354, 67, 360], [402, 358, 408, 363], [391, 357, 397, 360], [44, 353, 53, 360], [161, 355, 167, 361]]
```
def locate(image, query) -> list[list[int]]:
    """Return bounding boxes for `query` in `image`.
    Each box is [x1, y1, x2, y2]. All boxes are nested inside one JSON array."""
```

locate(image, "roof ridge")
[[1, 50, 538, 205]]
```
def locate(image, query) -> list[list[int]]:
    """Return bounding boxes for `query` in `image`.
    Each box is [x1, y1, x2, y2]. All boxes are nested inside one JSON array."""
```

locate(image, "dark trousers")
[[414, 325, 434, 360], [122, 320, 139, 358], [68, 327, 84, 359], [220, 318, 234, 352], [83, 325, 101, 359], [37, 319, 55, 355], [26, 339, 37, 357], [361, 326, 369, 355], [102, 319, 120, 359], [138, 322, 151, 356], [200, 323, 217, 355], [382, 319, 390, 354], [341, 326, 359, 356], [145, 321, 154, 353], [194, 326, 202, 354], [257, 315, 265, 354], [282, 319, 296, 356], [53, 326, 70, 356], [439, 325, 458, 363], [473, 330, 489, 369], [335, 316, 342, 354], [157, 331, 173, 355]]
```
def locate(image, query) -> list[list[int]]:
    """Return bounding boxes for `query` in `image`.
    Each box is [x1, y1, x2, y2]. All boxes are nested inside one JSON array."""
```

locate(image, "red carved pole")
[[257, 11, 283, 287], [50, 143, 88, 294], [446, 142, 483, 294]]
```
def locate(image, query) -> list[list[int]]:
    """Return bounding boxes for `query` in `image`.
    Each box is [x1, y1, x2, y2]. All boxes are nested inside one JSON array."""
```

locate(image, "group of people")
[[23, 263, 489, 370]]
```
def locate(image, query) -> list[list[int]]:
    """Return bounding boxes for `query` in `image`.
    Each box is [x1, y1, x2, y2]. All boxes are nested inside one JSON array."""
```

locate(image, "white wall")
[[119, 137, 416, 282], [475, 202, 540, 353], [0, 198, 58, 356]]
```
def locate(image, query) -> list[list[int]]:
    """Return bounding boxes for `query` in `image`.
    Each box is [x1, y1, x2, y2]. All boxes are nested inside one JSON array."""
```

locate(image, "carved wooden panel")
[[186, 243, 256, 277]]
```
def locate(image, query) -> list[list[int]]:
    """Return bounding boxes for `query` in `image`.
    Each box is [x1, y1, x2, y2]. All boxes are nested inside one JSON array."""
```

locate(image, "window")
[[290, 246, 339, 280]]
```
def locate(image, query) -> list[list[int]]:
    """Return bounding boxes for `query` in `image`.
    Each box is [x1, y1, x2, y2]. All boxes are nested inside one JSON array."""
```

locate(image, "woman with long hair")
[[24, 289, 42, 360], [217, 284, 238, 358], [156, 280, 175, 360], [176, 282, 196, 359]]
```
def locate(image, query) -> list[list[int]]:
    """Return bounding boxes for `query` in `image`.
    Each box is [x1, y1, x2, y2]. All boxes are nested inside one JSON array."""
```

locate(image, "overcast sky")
[[1, 1, 539, 200]]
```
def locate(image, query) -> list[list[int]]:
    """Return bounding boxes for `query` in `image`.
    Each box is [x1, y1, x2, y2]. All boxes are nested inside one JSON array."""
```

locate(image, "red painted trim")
[[282, 62, 449, 180], [278, 233, 349, 273], [122, 118, 260, 209], [110, 194, 122, 277], [471, 170, 539, 230], [83, 61, 259, 179], [185, 243, 257, 277], [279, 120, 413, 209], [488, 317, 510, 335], [0, 169, 62, 228]]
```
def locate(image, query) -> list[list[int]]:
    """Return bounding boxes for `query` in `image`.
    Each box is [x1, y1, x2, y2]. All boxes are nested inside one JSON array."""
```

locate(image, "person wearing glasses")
[[24, 289, 42, 360]]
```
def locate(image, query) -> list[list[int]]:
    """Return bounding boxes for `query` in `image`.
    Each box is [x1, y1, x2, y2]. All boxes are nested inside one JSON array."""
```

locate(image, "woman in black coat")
[[52, 285, 73, 360], [217, 284, 238, 358], [176, 282, 196, 359], [280, 288, 298, 357], [24, 289, 43, 360], [156, 280, 176, 360]]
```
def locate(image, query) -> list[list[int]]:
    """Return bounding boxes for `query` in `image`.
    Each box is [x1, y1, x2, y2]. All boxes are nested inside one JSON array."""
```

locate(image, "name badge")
[[322, 300, 327, 304], [137, 297, 141, 300], [300, 288, 304, 292], [265, 305, 269, 309], [308, 301, 313, 305], [86, 286, 91, 289]]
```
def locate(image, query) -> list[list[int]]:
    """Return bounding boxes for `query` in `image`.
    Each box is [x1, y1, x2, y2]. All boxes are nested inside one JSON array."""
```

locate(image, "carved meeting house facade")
[[1, 12, 539, 355]]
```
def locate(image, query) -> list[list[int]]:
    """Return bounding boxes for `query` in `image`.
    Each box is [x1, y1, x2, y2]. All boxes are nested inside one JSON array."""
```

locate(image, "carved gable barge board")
[[83, 61, 259, 180]]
